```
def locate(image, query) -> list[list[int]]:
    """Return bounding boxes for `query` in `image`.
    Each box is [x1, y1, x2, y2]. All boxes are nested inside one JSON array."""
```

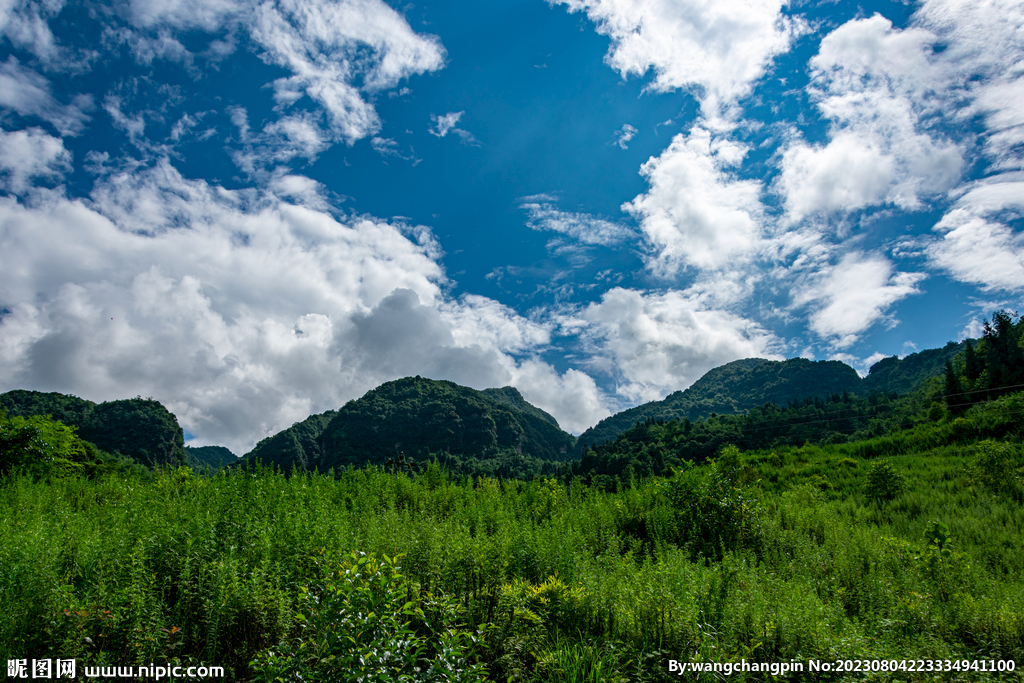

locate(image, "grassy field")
[[1, 404, 1023, 681]]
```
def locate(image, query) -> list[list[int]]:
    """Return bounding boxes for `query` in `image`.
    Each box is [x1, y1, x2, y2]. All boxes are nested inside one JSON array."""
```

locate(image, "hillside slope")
[[241, 410, 337, 471], [574, 358, 863, 453], [185, 445, 237, 469]]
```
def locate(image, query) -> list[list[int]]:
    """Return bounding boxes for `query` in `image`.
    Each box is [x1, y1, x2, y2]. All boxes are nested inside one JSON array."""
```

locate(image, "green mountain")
[[241, 410, 337, 471], [862, 340, 970, 395], [185, 445, 237, 470], [574, 358, 864, 454], [313, 376, 575, 471], [481, 387, 559, 426], [0, 390, 187, 467]]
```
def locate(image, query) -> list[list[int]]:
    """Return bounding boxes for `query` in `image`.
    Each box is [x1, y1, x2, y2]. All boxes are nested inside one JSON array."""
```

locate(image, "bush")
[[974, 440, 1024, 500], [866, 460, 904, 502], [0, 413, 87, 477], [251, 552, 487, 683]]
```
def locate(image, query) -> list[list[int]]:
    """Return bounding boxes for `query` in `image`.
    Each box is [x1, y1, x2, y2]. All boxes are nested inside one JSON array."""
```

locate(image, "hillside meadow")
[[1, 395, 1023, 680]]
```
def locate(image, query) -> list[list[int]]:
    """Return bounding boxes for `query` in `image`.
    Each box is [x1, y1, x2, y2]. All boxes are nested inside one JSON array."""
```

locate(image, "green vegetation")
[[2, 393, 1023, 680], [2, 314, 1022, 680], [574, 358, 866, 454]]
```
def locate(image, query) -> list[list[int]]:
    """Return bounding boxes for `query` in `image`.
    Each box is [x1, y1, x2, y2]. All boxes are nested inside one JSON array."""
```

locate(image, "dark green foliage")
[[572, 389, 910, 485], [662, 452, 760, 561], [0, 390, 95, 427], [481, 387, 559, 426], [316, 377, 575, 471], [982, 310, 1024, 393], [185, 445, 237, 470], [79, 399, 186, 467], [974, 440, 1024, 502], [241, 410, 337, 470], [865, 460, 905, 501], [863, 339, 971, 396], [575, 357, 864, 454], [0, 391, 187, 468], [936, 311, 1024, 414]]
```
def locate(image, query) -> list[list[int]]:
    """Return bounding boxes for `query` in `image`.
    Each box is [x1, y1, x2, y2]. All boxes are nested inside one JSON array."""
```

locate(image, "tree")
[[982, 311, 1024, 395], [0, 412, 89, 477], [964, 340, 983, 383], [943, 359, 967, 414]]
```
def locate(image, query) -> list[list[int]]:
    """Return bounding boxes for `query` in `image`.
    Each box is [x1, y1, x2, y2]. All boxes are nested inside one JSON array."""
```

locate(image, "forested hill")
[[862, 340, 969, 395], [481, 387, 559, 426], [241, 410, 338, 471], [0, 390, 187, 467], [573, 341, 979, 454], [184, 445, 237, 469], [311, 377, 575, 471], [574, 358, 863, 454]]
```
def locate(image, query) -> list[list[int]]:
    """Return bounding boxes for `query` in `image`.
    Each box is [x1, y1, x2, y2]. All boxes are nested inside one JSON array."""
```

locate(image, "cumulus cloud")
[[0, 0, 68, 65], [926, 213, 1024, 293], [792, 251, 926, 348], [623, 126, 763, 275], [553, 0, 797, 120], [0, 126, 71, 194], [575, 287, 782, 404], [0, 160, 610, 451], [923, 176, 1024, 293], [778, 15, 963, 222], [429, 111, 462, 137]]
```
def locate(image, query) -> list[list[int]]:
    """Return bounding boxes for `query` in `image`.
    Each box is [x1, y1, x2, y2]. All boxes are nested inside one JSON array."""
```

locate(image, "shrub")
[[866, 460, 904, 502], [974, 440, 1024, 500], [251, 552, 487, 683]]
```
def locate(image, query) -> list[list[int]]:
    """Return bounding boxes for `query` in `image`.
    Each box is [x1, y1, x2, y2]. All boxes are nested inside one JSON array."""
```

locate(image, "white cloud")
[[0, 0, 66, 65], [520, 197, 634, 247], [429, 111, 463, 137], [0, 57, 91, 135], [250, 0, 445, 146], [623, 126, 763, 274], [575, 287, 782, 403], [613, 123, 637, 149], [0, 160, 610, 452], [429, 111, 478, 145], [792, 251, 926, 348], [920, 174, 1024, 294], [553, 0, 797, 120], [124, 0, 244, 32], [915, 0, 1024, 169], [778, 15, 963, 222], [926, 210, 1024, 293], [115, 0, 446, 163], [509, 360, 611, 434], [0, 126, 71, 194]]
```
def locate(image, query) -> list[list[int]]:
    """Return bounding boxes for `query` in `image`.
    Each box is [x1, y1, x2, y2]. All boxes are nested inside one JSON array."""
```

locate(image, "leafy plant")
[[865, 460, 904, 502], [251, 552, 487, 683]]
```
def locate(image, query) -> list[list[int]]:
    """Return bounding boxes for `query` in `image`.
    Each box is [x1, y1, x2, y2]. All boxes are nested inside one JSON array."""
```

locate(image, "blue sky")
[[1, 0, 1022, 453]]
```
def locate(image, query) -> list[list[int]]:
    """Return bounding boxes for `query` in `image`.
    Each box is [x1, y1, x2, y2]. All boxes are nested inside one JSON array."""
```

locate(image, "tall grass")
[[1, 439, 1022, 681]]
